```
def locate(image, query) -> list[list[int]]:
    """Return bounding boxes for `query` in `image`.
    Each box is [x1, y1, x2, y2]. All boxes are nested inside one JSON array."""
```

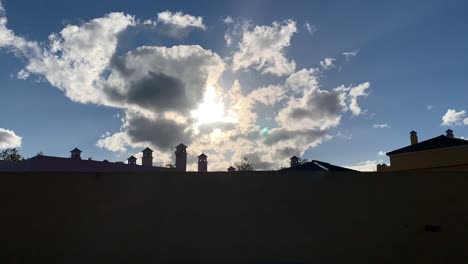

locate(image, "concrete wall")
[[1, 171, 468, 263], [388, 145, 468, 171]]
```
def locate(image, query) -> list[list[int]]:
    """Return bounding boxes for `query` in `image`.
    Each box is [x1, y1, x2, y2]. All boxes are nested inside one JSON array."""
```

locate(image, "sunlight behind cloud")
[[191, 86, 229, 125]]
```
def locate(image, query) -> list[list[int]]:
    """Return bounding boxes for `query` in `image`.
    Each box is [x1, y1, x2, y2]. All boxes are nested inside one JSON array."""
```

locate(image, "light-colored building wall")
[[379, 145, 468, 172]]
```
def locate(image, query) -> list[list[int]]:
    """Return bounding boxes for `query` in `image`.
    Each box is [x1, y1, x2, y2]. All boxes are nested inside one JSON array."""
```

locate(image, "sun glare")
[[191, 86, 227, 124]]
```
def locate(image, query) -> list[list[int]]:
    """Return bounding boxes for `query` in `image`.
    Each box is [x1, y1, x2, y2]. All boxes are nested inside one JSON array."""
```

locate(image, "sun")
[[191, 86, 227, 124]]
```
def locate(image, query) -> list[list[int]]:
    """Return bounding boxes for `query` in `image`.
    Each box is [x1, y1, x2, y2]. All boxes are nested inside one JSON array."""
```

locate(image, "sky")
[[0, 0, 468, 171]]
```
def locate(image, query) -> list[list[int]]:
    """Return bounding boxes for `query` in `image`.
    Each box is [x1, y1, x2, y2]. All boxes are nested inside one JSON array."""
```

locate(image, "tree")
[[0, 148, 23, 161], [164, 161, 175, 168], [234, 157, 254, 171]]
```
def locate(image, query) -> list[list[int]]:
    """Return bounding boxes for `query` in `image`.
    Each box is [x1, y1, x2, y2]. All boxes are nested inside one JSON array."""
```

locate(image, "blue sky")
[[0, 0, 467, 171]]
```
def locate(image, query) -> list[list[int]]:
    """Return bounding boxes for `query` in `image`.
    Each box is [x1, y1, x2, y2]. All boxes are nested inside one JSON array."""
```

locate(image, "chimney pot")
[[70, 148, 82, 160], [290, 156, 299, 167], [446, 129, 454, 138], [198, 153, 208, 172], [410, 131, 418, 145], [142, 147, 153, 167], [175, 143, 188, 172]]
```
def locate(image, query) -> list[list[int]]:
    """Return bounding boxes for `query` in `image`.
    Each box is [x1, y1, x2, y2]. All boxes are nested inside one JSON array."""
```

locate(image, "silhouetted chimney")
[[410, 131, 418, 145], [198, 153, 208, 172], [290, 156, 299, 167], [142, 147, 153, 167], [128, 156, 137, 165], [175, 143, 187, 172], [227, 166, 236, 172], [70, 148, 82, 160], [446, 129, 454, 138]]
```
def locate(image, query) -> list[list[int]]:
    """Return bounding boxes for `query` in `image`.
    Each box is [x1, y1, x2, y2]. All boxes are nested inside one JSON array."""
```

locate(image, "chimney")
[[446, 129, 454, 138], [198, 153, 208, 172], [290, 156, 299, 167], [70, 148, 82, 160], [127, 156, 137, 165], [175, 143, 187, 172], [410, 131, 418, 145], [227, 166, 236, 172], [142, 147, 153, 167]]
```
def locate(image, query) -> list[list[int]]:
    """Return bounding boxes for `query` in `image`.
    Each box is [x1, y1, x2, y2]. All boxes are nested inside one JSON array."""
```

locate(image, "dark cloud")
[[198, 121, 237, 134], [126, 115, 192, 150], [274, 146, 300, 158], [290, 90, 342, 120], [242, 152, 276, 170], [104, 71, 191, 113], [263, 128, 327, 146]]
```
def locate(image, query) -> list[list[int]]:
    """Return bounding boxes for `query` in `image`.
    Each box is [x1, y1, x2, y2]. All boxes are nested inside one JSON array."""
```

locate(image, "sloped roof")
[[198, 153, 207, 158], [142, 147, 153, 153], [280, 160, 357, 172], [0, 155, 175, 172], [386, 135, 468, 155], [176, 143, 187, 149], [70, 148, 81, 153]]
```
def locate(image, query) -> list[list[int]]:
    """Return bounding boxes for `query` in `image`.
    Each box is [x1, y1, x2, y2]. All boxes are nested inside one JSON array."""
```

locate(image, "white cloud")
[[0, 1, 5, 16], [441, 109, 466, 126], [426, 105, 433, 110], [25, 13, 136, 105], [224, 32, 232, 46], [232, 20, 297, 76], [377, 151, 386, 156], [0, 15, 41, 58], [336, 82, 370, 116], [304, 21, 317, 35], [157, 11, 205, 30], [0, 128, 22, 149], [17, 69, 29, 80], [342, 50, 359, 61], [223, 16, 233, 24], [0, 6, 372, 171], [373, 124, 390, 129], [96, 132, 129, 152], [345, 160, 382, 172], [320, 57, 335, 70]]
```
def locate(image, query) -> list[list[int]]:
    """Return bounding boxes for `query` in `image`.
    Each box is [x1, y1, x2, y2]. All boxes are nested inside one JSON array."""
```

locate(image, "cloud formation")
[[153, 11, 206, 38], [304, 21, 317, 35], [232, 20, 297, 76], [320, 57, 335, 70], [441, 109, 468, 126], [342, 50, 359, 61], [0, 128, 22, 149], [373, 124, 390, 129], [0, 5, 371, 170]]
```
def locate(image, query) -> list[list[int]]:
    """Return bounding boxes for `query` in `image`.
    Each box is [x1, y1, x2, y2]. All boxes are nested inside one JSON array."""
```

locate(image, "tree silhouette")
[[164, 161, 175, 168], [0, 148, 23, 161], [234, 157, 254, 171]]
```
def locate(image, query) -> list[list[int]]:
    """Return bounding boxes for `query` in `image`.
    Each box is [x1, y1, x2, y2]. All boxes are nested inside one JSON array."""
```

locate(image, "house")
[[281, 156, 357, 172], [377, 129, 468, 172], [0, 147, 176, 173]]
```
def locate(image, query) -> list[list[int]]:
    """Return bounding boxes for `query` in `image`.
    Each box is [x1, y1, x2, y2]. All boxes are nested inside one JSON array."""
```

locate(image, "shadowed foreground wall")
[[1, 171, 468, 263]]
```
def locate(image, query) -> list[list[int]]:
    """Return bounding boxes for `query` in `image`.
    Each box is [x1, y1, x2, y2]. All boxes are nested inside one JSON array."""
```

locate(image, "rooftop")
[[281, 160, 357, 172], [387, 135, 468, 155]]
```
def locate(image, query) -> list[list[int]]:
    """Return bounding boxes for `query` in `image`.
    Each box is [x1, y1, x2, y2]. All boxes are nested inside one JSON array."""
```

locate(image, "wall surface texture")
[[1, 171, 468, 263], [387, 145, 468, 171]]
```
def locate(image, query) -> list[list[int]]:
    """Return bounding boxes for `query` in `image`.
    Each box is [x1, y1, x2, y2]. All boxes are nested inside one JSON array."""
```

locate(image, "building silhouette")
[[0, 148, 174, 172], [175, 143, 187, 172], [377, 129, 468, 172], [198, 153, 208, 172], [282, 156, 356, 172], [142, 147, 153, 167]]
